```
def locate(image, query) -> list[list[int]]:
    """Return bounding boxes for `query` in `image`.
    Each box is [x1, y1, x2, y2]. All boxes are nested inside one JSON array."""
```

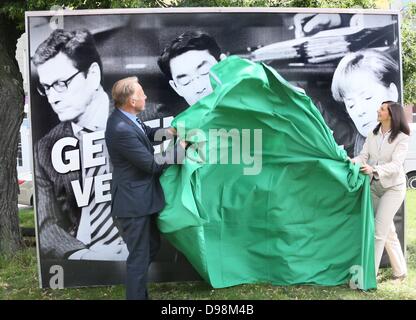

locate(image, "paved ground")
[[18, 204, 32, 210]]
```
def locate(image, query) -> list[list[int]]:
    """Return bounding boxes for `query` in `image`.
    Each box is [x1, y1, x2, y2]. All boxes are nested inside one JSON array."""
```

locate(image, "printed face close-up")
[[169, 49, 218, 106], [36, 52, 95, 123], [341, 70, 397, 137]]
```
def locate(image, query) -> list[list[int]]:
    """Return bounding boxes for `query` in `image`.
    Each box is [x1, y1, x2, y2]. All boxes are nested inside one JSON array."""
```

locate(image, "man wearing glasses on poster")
[[32, 29, 128, 261]]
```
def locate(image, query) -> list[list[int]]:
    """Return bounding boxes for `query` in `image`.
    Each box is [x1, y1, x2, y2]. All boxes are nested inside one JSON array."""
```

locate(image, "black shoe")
[[392, 273, 407, 281]]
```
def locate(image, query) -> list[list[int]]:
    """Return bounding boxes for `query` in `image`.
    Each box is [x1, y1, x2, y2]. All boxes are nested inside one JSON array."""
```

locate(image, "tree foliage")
[[0, 0, 379, 32], [402, 2, 416, 105]]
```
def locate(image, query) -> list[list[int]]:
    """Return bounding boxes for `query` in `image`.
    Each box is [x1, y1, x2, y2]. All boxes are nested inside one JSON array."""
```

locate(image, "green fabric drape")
[[158, 56, 376, 290]]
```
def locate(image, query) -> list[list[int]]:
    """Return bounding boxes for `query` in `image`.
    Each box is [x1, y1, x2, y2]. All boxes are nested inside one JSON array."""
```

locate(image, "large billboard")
[[26, 8, 403, 288]]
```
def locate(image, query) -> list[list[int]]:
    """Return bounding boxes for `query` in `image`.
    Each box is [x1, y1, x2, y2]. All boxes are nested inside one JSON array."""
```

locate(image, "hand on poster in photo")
[[252, 13, 395, 64]]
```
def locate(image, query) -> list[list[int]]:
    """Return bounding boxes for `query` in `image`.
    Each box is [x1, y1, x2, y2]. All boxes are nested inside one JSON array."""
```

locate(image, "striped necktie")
[[136, 117, 146, 134], [76, 129, 126, 253]]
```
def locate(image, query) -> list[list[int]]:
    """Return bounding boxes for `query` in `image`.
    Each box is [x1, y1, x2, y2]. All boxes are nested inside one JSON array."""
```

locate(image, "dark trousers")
[[114, 214, 160, 300]]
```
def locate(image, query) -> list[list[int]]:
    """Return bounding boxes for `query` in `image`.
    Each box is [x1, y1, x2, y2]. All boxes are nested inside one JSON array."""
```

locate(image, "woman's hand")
[[293, 13, 342, 38], [360, 164, 374, 175], [348, 157, 358, 164]]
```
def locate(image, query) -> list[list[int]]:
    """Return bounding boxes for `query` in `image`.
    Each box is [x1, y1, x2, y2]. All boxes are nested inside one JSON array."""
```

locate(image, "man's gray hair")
[[112, 76, 139, 108]]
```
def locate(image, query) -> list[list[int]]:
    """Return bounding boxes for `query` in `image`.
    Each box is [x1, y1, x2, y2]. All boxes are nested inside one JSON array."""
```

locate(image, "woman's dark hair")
[[373, 101, 410, 142]]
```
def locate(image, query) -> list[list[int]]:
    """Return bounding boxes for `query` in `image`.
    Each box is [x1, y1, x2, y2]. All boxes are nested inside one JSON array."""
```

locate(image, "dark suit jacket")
[[105, 108, 181, 218], [34, 121, 86, 258]]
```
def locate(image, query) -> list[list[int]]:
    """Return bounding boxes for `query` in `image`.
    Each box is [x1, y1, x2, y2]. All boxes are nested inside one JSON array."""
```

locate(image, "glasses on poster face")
[[37, 70, 83, 96], [176, 62, 211, 87]]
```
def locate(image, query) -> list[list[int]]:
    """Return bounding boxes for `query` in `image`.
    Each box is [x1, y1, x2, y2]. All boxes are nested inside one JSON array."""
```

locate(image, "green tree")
[[402, 2, 416, 105], [0, 5, 24, 256]]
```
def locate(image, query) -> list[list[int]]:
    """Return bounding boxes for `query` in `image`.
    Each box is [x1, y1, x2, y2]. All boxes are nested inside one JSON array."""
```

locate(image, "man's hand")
[[179, 139, 188, 150], [360, 164, 374, 175], [167, 127, 177, 136]]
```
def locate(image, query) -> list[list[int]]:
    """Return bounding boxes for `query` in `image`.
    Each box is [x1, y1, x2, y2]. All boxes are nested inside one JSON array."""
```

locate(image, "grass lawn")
[[1, 190, 415, 300], [18, 208, 36, 229]]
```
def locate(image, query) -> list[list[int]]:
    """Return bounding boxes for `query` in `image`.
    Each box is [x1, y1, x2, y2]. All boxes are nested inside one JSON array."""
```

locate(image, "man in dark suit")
[[105, 76, 186, 300], [32, 29, 127, 260]]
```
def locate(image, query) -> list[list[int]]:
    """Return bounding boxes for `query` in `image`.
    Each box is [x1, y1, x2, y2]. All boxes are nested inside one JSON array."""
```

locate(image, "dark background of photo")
[[27, 11, 403, 288]]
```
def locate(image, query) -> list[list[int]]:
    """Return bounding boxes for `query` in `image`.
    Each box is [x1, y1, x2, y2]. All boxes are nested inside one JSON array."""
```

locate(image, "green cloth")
[[158, 56, 376, 290]]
